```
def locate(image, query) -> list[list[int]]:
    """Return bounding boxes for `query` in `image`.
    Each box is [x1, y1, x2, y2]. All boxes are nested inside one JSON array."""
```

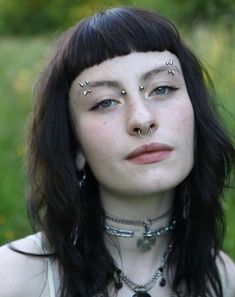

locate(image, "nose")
[[126, 99, 158, 137]]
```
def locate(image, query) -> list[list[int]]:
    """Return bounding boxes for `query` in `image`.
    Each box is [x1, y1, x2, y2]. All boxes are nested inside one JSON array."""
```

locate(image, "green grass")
[[0, 28, 234, 260]]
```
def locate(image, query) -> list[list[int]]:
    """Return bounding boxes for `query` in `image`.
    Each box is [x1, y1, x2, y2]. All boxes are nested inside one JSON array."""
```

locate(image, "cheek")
[[77, 117, 116, 160], [169, 99, 194, 137]]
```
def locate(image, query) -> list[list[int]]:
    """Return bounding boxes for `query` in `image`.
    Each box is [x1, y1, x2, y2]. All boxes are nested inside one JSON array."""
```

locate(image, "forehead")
[[74, 50, 180, 83]]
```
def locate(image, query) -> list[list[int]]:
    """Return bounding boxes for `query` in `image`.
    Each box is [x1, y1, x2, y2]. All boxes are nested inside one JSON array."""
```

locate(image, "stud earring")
[[165, 59, 174, 65]]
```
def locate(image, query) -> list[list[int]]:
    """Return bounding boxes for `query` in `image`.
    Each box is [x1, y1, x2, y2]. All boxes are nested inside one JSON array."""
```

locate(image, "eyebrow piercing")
[[139, 85, 145, 91], [83, 89, 92, 96], [168, 69, 176, 75], [77, 80, 89, 88], [121, 89, 127, 95], [165, 59, 174, 65]]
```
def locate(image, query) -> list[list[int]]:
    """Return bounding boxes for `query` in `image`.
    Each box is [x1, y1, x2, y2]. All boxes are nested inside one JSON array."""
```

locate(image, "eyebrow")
[[78, 65, 181, 91], [142, 65, 181, 81], [83, 80, 120, 89]]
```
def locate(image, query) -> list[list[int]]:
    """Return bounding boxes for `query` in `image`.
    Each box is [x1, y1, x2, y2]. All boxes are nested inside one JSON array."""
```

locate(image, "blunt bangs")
[[62, 7, 181, 85]]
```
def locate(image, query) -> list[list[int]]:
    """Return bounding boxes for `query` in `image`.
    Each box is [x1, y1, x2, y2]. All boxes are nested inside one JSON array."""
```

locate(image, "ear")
[[76, 150, 86, 170]]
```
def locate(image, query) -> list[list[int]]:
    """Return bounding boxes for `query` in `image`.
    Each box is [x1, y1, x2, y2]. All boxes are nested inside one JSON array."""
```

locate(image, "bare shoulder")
[[216, 251, 235, 297], [0, 234, 50, 297]]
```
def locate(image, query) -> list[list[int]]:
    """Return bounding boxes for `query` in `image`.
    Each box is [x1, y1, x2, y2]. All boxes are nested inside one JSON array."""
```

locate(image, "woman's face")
[[69, 51, 194, 197]]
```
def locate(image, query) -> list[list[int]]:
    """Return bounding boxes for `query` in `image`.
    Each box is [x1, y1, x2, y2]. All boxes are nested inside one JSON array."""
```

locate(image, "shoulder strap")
[[28, 233, 56, 297]]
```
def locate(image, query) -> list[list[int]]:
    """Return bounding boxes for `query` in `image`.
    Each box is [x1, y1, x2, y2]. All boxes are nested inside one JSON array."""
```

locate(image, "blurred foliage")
[[0, 0, 235, 35]]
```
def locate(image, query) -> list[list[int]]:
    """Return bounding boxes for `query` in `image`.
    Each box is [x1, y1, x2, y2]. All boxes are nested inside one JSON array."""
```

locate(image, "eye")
[[150, 86, 179, 97], [91, 98, 119, 111]]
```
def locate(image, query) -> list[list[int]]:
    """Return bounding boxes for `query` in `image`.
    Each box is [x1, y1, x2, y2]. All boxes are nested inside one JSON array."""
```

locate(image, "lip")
[[126, 142, 173, 164]]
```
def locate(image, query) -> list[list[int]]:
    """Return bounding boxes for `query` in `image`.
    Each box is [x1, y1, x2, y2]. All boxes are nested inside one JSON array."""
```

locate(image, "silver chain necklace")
[[105, 206, 175, 252], [105, 208, 172, 228], [105, 219, 176, 252], [119, 243, 172, 297]]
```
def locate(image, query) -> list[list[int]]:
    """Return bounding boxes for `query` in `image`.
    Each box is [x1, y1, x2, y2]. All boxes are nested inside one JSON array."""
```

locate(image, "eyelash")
[[91, 98, 120, 111], [90, 85, 179, 111], [149, 85, 179, 97]]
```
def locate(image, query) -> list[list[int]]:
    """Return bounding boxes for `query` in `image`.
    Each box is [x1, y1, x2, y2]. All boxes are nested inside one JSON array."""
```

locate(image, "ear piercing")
[[165, 58, 173, 65]]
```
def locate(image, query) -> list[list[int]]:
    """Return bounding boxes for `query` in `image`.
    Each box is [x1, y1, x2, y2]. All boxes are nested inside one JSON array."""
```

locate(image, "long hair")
[[27, 7, 234, 297]]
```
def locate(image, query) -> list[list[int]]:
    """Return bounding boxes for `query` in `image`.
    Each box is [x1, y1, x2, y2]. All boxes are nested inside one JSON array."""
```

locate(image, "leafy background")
[[0, 0, 234, 260]]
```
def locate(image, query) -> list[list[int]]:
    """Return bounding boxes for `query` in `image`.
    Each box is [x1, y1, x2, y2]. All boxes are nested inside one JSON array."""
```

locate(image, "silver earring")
[[137, 126, 152, 138], [121, 89, 127, 95], [78, 169, 86, 189], [165, 59, 174, 65], [139, 85, 144, 91], [71, 226, 79, 246]]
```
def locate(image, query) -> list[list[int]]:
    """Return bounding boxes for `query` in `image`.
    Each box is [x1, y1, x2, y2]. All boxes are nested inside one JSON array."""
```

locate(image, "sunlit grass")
[[0, 28, 234, 259]]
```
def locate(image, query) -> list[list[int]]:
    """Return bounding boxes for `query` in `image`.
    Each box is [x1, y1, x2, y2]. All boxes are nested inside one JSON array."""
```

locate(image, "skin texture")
[[69, 51, 194, 216]]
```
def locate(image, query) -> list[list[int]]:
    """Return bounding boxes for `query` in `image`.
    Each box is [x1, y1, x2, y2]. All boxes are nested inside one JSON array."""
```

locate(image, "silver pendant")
[[137, 236, 156, 252]]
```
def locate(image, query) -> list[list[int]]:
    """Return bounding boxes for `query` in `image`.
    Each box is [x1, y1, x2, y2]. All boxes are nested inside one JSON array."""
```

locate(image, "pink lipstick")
[[126, 143, 173, 164]]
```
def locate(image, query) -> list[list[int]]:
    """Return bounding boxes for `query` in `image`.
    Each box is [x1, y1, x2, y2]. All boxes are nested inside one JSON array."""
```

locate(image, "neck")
[[100, 187, 175, 275]]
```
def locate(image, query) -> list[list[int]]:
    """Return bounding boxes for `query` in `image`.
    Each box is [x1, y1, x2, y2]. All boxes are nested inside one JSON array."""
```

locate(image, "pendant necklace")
[[105, 208, 175, 252], [118, 242, 172, 297]]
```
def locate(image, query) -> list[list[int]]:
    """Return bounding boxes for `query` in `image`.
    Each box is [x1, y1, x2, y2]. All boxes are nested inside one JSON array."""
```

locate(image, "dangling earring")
[[78, 169, 86, 189], [71, 225, 79, 246], [114, 268, 123, 290], [183, 186, 190, 220]]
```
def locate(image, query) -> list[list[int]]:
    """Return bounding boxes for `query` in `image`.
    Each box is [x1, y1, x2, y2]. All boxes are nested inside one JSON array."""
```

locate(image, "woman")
[[0, 6, 234, 297]]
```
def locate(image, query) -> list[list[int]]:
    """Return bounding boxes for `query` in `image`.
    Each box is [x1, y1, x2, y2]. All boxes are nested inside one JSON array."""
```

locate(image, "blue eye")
[[150, 86, 178, 96], [92, 99, 119, 110]]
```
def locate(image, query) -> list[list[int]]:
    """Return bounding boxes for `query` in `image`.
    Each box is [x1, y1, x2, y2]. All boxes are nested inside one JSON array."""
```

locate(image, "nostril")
[[133, 128, 140, 134], [150, 123, 155, 130]]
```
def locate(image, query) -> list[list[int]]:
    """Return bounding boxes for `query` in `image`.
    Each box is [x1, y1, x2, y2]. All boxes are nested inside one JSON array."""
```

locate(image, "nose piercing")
[[137, 126, 152, 138]]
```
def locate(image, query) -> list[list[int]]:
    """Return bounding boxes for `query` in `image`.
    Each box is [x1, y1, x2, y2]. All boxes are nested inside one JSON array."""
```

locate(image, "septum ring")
[[137, 126, 152, 138]]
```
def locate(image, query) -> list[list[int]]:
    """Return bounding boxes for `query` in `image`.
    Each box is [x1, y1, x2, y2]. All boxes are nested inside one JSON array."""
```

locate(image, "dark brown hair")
[[25, 6, 234, 297]]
